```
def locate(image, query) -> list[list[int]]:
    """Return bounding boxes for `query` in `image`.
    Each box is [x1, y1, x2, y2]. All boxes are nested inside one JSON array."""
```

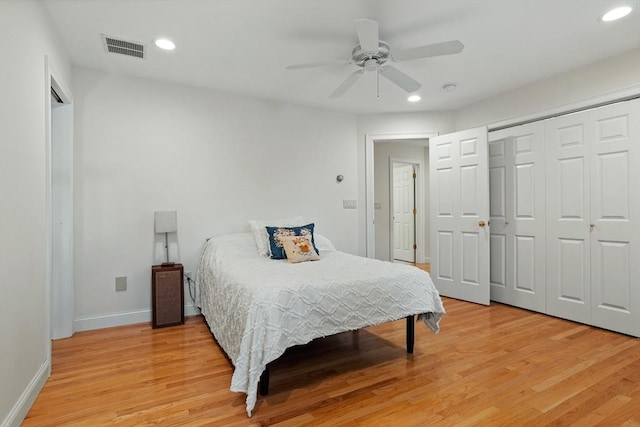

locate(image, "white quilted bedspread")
[[195, 233, 445, 416]]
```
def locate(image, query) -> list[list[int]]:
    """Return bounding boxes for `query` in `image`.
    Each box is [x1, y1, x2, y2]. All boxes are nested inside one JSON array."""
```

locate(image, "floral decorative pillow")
[[266, 223, 319, 259], [281, 235, 320, 263]]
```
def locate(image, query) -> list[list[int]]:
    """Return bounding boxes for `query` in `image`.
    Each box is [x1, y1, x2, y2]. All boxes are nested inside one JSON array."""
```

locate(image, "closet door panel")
[[489, 122, 545, 311], [546, 113, 591, 323], [590, 99, 640, 336], [556, 237, 588, 303], [514, 235, 536, 293], [558, 157, 586, 220], [488, 137, 509, 301], [515, 163, 535, 218], [594, 240, 630, 306], [490, 234, 506, 291]]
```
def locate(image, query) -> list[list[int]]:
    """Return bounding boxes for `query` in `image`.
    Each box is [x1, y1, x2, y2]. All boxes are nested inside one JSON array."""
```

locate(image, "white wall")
[[356, 112, 455, 256], [0, 1, 71, 426], [373, 141, 429, 262], [72, 67, 359, 329], [455, 48, 640, 130], [65, 30, 640, 332]]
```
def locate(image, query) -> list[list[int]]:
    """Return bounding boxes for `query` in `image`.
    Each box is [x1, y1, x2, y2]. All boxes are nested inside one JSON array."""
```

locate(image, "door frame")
[[389, 158, 422, 263], [365, 132, 437, 259]]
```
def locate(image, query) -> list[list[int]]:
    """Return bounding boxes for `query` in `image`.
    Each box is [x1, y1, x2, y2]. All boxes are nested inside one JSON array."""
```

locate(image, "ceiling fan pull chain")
[[377, 67, 380, 98]]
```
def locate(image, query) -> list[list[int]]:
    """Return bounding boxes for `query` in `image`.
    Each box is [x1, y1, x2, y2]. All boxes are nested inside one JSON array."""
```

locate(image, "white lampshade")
[[154, 211, 177, 233]]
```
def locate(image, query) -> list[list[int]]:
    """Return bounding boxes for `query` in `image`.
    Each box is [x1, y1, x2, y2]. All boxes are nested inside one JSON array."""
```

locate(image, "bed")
[[195, 231, 445, 416]]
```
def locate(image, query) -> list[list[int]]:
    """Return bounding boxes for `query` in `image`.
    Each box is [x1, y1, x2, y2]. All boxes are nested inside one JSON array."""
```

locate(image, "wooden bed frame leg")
[[259, 365, 270, 396], [406, 315, 415, 354]]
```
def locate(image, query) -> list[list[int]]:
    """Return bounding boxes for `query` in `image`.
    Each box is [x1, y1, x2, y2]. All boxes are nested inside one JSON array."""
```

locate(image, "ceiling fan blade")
[[355, 19, 379, 55], [393, 40, 464, 62], [286, 59, 352, 70], [329, 69, 364, 98], [380, 65, 422, 92]]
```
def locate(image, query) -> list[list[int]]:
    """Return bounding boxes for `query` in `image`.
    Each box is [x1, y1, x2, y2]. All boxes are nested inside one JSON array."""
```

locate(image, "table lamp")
[[154, 211, 177, 266]]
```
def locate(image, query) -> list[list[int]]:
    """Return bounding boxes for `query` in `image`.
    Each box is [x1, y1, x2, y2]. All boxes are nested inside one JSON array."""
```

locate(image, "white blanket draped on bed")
[[196, 233, 445, 416]]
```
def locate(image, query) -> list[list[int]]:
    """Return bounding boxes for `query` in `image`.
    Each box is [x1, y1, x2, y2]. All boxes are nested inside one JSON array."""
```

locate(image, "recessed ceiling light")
[[408, 94, 421, 102], [155, 38, 176, 50], [442, 83, 457, 92], [601, 6, 632, 21]]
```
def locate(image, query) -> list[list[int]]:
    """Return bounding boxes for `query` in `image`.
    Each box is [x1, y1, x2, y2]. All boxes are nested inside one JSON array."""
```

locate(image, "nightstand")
[[151, 263, 184, 328]]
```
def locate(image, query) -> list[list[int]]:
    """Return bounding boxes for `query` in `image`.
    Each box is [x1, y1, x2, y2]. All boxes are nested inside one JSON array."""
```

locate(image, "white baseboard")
[[422, 256, 431, 264], [1, 359, 50, 427], [74, 304, 201, 332]]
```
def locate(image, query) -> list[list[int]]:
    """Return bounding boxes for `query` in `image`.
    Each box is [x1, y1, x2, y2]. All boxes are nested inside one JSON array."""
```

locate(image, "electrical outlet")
[[115, 276, 127, 292], [185, 271, 193, 280]]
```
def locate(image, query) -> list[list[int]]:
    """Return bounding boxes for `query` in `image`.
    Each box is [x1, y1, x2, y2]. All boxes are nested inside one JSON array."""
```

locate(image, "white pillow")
[[248, 216, 305, 256], [314, 233, 337, 252]]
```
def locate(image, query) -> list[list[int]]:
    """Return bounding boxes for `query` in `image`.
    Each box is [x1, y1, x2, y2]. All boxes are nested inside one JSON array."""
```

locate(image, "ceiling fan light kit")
[[286, 19, 464, 99]]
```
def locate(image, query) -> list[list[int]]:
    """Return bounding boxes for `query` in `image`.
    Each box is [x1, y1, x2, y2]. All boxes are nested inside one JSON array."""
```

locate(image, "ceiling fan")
[[286, 19, 464, 98]]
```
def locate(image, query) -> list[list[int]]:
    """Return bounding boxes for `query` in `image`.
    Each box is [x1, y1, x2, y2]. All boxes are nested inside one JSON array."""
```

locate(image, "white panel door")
[[430, 127, 490, 305], [393, 164, 415, 262], [489, 122, 546, 312], [546, 111, 591, 324], [589, 99, 639, 337]]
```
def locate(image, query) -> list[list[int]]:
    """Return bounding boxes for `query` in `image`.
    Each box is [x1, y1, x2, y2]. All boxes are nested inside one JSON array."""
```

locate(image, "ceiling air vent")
[[101, 34, 145, 59]]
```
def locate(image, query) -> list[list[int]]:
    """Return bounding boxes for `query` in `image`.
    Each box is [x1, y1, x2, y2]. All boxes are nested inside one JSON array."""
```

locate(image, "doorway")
[[365, 132, 435, 262], [46, 58, 74, 340]]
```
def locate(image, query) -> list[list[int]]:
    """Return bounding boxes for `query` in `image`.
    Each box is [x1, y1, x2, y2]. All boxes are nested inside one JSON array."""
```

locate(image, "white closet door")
[[430, 127, 490, 305], [489, 122, 546, 312], [590, 99, 640, 336], [546, 111, 592, 324]]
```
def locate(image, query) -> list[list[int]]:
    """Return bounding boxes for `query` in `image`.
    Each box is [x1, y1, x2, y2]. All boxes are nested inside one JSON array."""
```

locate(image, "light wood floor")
[[414, 262, 430, 273], [24, 298, 639, 426]]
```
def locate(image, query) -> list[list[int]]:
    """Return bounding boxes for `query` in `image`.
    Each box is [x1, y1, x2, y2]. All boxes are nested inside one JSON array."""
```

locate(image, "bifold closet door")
[[547, 99, 639, 336], [489, 122, 546, 312], [546, 111, 592, 324], [589, 99, 639, 337]]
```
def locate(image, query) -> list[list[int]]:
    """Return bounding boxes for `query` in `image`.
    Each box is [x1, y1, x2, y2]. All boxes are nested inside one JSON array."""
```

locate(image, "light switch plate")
[[343, 200, 357, 209]]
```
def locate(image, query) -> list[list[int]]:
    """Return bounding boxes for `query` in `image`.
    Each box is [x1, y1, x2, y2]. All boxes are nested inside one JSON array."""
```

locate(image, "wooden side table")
[[151, 263, 184, 328]]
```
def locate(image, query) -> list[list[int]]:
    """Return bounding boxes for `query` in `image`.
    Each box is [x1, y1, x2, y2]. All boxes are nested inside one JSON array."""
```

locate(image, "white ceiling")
[[42, 0, 640, 114]]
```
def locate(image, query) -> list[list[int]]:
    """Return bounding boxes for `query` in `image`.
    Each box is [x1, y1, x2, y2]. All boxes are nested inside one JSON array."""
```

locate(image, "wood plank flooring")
[[24, 298, 639, 426], [414, 263, 430, 273]]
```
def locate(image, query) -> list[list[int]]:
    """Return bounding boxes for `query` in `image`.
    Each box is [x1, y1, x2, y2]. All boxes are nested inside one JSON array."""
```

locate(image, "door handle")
[[478, 220, 486, 228]]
